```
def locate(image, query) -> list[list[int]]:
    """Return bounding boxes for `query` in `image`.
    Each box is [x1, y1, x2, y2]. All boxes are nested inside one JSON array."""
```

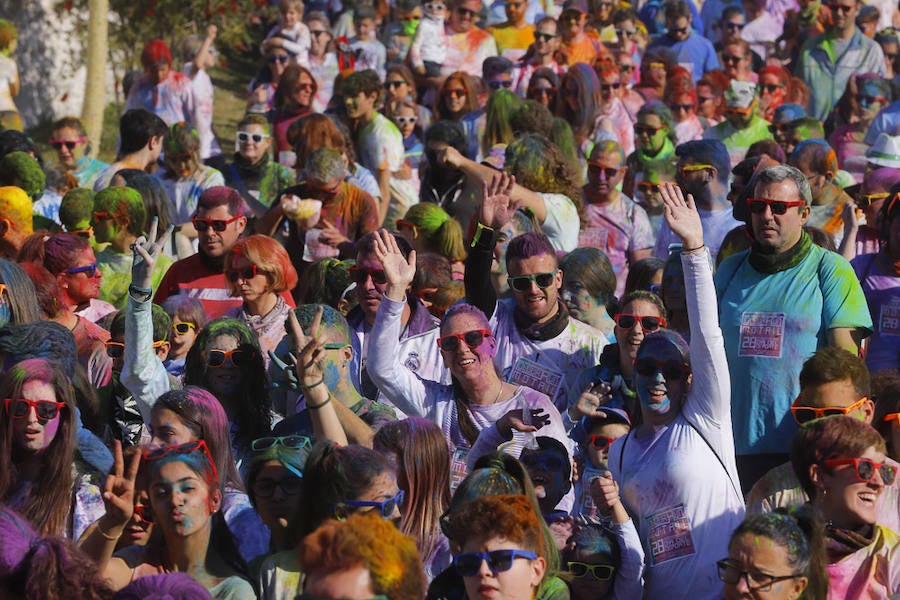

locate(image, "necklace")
[[492, 381, 504, 405]]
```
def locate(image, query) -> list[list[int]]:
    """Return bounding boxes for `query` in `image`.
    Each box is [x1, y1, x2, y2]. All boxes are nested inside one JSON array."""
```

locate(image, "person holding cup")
[[259, 147, 380, 278]]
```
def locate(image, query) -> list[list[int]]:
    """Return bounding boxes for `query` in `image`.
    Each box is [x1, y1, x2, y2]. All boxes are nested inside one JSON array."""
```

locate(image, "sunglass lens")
[[881, 465, 897, 485], [175, 323, 191, 334], [509, 277, 529, 292], [749, 201, 765, 213], [642, 317, 662, 331], [617, 315, 636, 329], [569, 562, 588, 577], [771, 202, 788, 215], [253, 437, 277, 451], [107, 344, 124, 358], [663, 363, 685, 379], [455, 554, 481, 576], [487, 550, 515, 573], [535, 273, 555, 288], [439, 336, 460, 352], [11, 401, 28, 417], [207, 351, 226, 367], [463, 330, 486, 348], [36, 402, 59, 420], [283, 435, 309, 448], [794, 408, 816, 423], [857, 460, 875, 481], [592, 436, 610, 450]]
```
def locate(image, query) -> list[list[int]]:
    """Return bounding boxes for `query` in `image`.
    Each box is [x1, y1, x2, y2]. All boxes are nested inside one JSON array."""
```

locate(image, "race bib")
[[508, 357, 564, 399], [879, 298, 900, 336], [647, 503, 696, 565], [449, 446, 470, 493], [738, 311, 785, 358]]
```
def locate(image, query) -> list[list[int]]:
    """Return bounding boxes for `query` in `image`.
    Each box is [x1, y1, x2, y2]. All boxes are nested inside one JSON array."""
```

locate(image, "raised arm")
[[659, 184, 730, 425], [463, 171, 517, 319], [121, 218, 174, 426], [366, 230, 432, 415]]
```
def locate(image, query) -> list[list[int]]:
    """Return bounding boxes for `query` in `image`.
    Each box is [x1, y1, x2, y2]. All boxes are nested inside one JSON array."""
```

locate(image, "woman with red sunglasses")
[[606, 184, 744, 599], [366, 230, 572, 493], [790, 415, 900, 597], [0, 358, 106, 541], [81, 440, 255, 597]]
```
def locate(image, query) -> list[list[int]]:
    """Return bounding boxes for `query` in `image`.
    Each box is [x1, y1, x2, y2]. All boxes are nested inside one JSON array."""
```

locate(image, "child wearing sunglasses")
[[573, 409, 631, 517], [161, 295, 207, 378], [444, 494, 547, 600], [562, 516, 644, 600]]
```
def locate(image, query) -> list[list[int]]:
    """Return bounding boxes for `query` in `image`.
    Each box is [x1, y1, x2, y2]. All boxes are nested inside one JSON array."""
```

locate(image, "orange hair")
[[226, 234, 298, 294]]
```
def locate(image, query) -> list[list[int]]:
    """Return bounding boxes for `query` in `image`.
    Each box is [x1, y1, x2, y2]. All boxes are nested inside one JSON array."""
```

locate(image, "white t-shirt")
[[357, 113, 418, 227], [539, 192, 580, 253], [183, 63, 222, 160], [0, 56, 17, 112], [491, 297, 608, 411], [655, 204, 741, 261]]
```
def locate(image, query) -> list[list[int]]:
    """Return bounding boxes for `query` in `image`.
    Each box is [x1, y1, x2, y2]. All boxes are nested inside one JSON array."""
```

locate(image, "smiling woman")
[[790, 415, 900, 597]]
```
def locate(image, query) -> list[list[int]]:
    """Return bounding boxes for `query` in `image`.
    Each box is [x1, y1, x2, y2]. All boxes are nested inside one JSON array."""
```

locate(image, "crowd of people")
[[0, 0, 899, 596]]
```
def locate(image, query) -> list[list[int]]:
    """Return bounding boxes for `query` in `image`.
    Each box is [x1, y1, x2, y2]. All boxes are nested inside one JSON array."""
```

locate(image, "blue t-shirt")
[[715, 245, 872, 455], [648, 31, 719, 82]]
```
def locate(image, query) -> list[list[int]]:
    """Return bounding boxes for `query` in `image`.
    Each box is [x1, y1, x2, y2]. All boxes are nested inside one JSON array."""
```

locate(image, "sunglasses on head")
[[267, 54, 290, 64], [790, 395, 869, 424], [568, 562, 615, 580], [192, 215, 242, 232], [615, 313, 666, 331], [142, 439, 219, 484], [65, 262, 100, 277], [508, 271, 557, 293], [349, 266, 387, 285], [385, 80, 408, 89], [589, 434, 619, 451], [227, 264, 260, 282], [251, 435, 312, 452], [173, 321, 195, 335], [747, 197, 806, 215], [4, 398, 66, 422], [534, 32, 557, 42], [437, 329, 492, 352], [339, 489, 405, 519], [454, 549, 538, 577], [488, 80, 514, 90], [204, 348, 250, 368], [237, 131, 269, 144], [49, 136, 86, 150], [94, 211, 125, 221], [823, 457, 897, 486], [588, 163, 620, 179], [634, 357, 690, 380]]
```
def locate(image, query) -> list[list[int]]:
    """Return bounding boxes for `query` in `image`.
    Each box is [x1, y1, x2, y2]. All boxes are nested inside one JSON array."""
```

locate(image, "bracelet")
[[97, 521, 122, 541], [307, 395, 331, 410], [470, 222, 495, 248], [299, 377, 325, 392], [681, 243, 706, 254]]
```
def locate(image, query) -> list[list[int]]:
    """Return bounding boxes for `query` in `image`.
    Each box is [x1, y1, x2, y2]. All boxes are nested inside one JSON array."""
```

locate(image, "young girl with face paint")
[[606, 184, 744, 599], [81, 440, 255, 597], [366, 230, 573, 502]]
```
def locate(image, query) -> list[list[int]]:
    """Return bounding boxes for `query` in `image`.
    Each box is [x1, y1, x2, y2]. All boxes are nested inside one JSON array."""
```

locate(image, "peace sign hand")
[[287, 306, 327, 389], [131, 216, 174, 290], [101, 440, 142, 532]]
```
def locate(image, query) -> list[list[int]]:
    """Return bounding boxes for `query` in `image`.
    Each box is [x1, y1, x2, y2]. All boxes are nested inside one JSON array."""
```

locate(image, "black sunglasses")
[[634, 358, 689, 380], [508, 271, 557, 293], [349, 266, 387, 285], [747, 198, 806, 215], [227, 264, 259, 282]]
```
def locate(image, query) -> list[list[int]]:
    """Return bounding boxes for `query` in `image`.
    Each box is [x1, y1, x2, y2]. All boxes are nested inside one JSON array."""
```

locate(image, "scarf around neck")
[[748, 229, 813, 274], [513, 300, 570, 341], [825, 521, 875, 561]]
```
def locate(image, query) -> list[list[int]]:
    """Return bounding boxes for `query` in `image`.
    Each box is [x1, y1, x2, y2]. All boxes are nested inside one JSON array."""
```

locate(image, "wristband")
[[307, 395, 331, 410], [300, 377, 325, 392], [97, 521, 122, 541], [470, 222, 495, 249], [681, 243, 705, 255], [128, 283, 152, 300]]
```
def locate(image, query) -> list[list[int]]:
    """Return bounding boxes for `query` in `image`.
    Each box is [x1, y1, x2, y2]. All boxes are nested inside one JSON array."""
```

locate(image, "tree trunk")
[[82, 0, 108, 155]]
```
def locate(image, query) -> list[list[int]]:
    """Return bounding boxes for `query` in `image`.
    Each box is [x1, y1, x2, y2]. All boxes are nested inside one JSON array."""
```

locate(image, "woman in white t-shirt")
[[608, 184, 744, 600], [366, 230, 570, 467]]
